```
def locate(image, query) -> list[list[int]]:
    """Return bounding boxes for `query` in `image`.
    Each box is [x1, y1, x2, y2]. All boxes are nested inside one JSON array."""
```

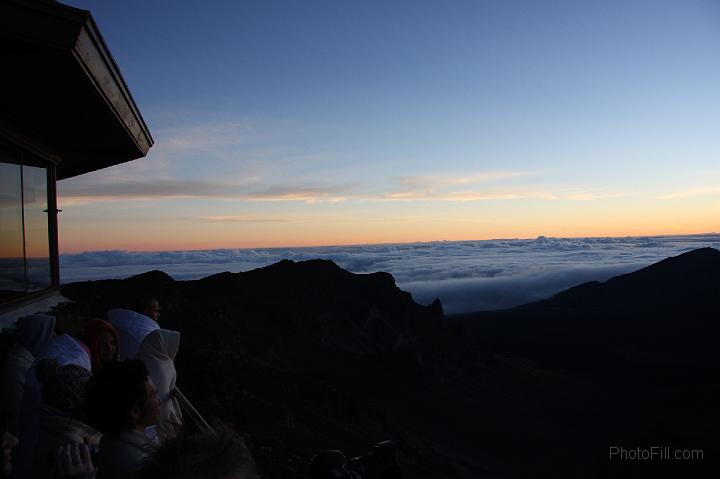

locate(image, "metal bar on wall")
[[19, 156, 28, 293], [47, 165, 60, 289]]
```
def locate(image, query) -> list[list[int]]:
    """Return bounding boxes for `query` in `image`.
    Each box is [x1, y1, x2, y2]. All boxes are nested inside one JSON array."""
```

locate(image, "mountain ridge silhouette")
[[57, 248, 720, 478]]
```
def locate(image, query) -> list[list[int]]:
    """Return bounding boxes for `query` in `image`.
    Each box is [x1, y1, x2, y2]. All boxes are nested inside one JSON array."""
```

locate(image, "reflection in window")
[[24, 166, 51, 292], [0, 160, 25, 300], [0, 147, 52, 301]]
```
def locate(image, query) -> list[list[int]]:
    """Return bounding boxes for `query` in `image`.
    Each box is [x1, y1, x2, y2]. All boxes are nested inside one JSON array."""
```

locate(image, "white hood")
[[137, 328, 180, 402], [36, 334, 91, 371], [136, 329, 182, 438], [107, 308, 159, 360]]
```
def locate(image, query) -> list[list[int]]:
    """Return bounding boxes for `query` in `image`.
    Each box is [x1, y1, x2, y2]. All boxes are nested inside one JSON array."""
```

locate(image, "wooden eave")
[[0, 0, 153, 178]]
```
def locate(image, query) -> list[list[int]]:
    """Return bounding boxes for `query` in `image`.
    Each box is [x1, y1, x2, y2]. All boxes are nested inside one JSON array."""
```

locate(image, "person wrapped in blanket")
[[85, 360, 161, 479], [34, 358, 101, 478], [108, 307, 182, 440]]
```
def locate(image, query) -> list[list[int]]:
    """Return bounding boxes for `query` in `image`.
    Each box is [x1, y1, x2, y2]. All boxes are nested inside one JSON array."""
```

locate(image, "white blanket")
[[15, 334, 91, 478], [24, 333, 92, 415], [36, 333, 91, 371], [107, 308, 159, 360], [137, 329, 183, 439]]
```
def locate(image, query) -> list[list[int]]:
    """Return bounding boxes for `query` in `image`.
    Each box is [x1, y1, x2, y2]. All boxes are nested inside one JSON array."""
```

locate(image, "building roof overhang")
[[0, 0, 153, 179]]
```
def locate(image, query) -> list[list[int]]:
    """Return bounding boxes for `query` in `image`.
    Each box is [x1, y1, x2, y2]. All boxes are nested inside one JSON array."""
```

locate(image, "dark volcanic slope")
[[61, 251, 720, 478], [535, 247, 720, 310], [453, 247, 720, 365], [451, 248, 720, 478]]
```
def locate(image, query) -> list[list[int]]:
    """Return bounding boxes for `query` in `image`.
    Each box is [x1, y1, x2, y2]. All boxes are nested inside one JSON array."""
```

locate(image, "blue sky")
[[59, 0, 720, 252]]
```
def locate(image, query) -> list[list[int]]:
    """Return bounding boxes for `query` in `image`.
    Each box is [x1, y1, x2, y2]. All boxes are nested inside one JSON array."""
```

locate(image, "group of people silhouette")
[[0, 298, 256, 479]]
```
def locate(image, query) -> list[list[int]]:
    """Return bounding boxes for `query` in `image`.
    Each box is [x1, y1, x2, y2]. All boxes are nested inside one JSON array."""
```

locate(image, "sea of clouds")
[[60, 234, 720, 314]]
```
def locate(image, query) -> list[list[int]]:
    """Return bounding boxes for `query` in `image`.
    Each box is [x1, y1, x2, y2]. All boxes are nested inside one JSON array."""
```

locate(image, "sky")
[[59, 0, 720, 253]]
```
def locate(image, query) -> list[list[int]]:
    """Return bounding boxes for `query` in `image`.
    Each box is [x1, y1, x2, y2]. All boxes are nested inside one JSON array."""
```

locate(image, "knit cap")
[[36, 358, 91, 413]]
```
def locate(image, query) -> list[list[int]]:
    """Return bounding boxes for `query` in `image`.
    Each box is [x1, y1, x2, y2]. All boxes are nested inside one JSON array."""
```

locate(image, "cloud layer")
[[60, 234, 720, 314]]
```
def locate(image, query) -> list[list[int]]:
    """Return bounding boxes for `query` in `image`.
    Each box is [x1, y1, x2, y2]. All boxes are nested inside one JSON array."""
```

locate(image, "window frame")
[[0, 139, 59, 308]]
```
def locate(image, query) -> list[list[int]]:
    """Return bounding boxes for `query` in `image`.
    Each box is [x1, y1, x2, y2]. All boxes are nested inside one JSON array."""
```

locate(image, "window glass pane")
[[0, 159, 25, 300], [23, 165, 51, 292]]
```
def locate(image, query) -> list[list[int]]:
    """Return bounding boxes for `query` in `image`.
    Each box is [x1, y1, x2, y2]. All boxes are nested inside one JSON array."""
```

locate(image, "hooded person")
[[107, 309, 180, 440], [136, 329, 183, 441], [0, 313, 55, 435], [107, 309, 159, 361], [84, 318, 119, 372], [86, 360, 161, 479], [33, 358, 101, 478], [14, 334, 92, 478], [134, 297, 161, 324]]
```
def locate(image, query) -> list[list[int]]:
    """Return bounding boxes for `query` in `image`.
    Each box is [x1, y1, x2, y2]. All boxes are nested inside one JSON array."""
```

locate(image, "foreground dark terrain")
[[60, 248, 720, 478]]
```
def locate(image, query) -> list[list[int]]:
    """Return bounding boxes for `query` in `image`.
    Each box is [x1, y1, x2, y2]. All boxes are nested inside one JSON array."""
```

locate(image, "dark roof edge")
[[78, 13, 154, 153], [1, 0, 154, 178]]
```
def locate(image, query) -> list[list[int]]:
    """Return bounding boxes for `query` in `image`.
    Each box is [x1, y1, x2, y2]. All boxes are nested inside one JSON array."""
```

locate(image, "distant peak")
[[641, 247, 720, 272], [298, 258, 344, 269], [676, 247, 720, 258], [128, 270, 174, 283], [258, 258, 344, 275]]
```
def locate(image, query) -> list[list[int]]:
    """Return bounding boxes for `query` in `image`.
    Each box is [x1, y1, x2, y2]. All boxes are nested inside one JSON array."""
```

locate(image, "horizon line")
[[59, 231, 720, 256]]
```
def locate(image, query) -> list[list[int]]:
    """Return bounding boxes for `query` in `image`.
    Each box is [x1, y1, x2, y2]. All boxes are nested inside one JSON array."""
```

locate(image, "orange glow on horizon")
[[57, 194, 720, 254], [59, 225, 720, 254]]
